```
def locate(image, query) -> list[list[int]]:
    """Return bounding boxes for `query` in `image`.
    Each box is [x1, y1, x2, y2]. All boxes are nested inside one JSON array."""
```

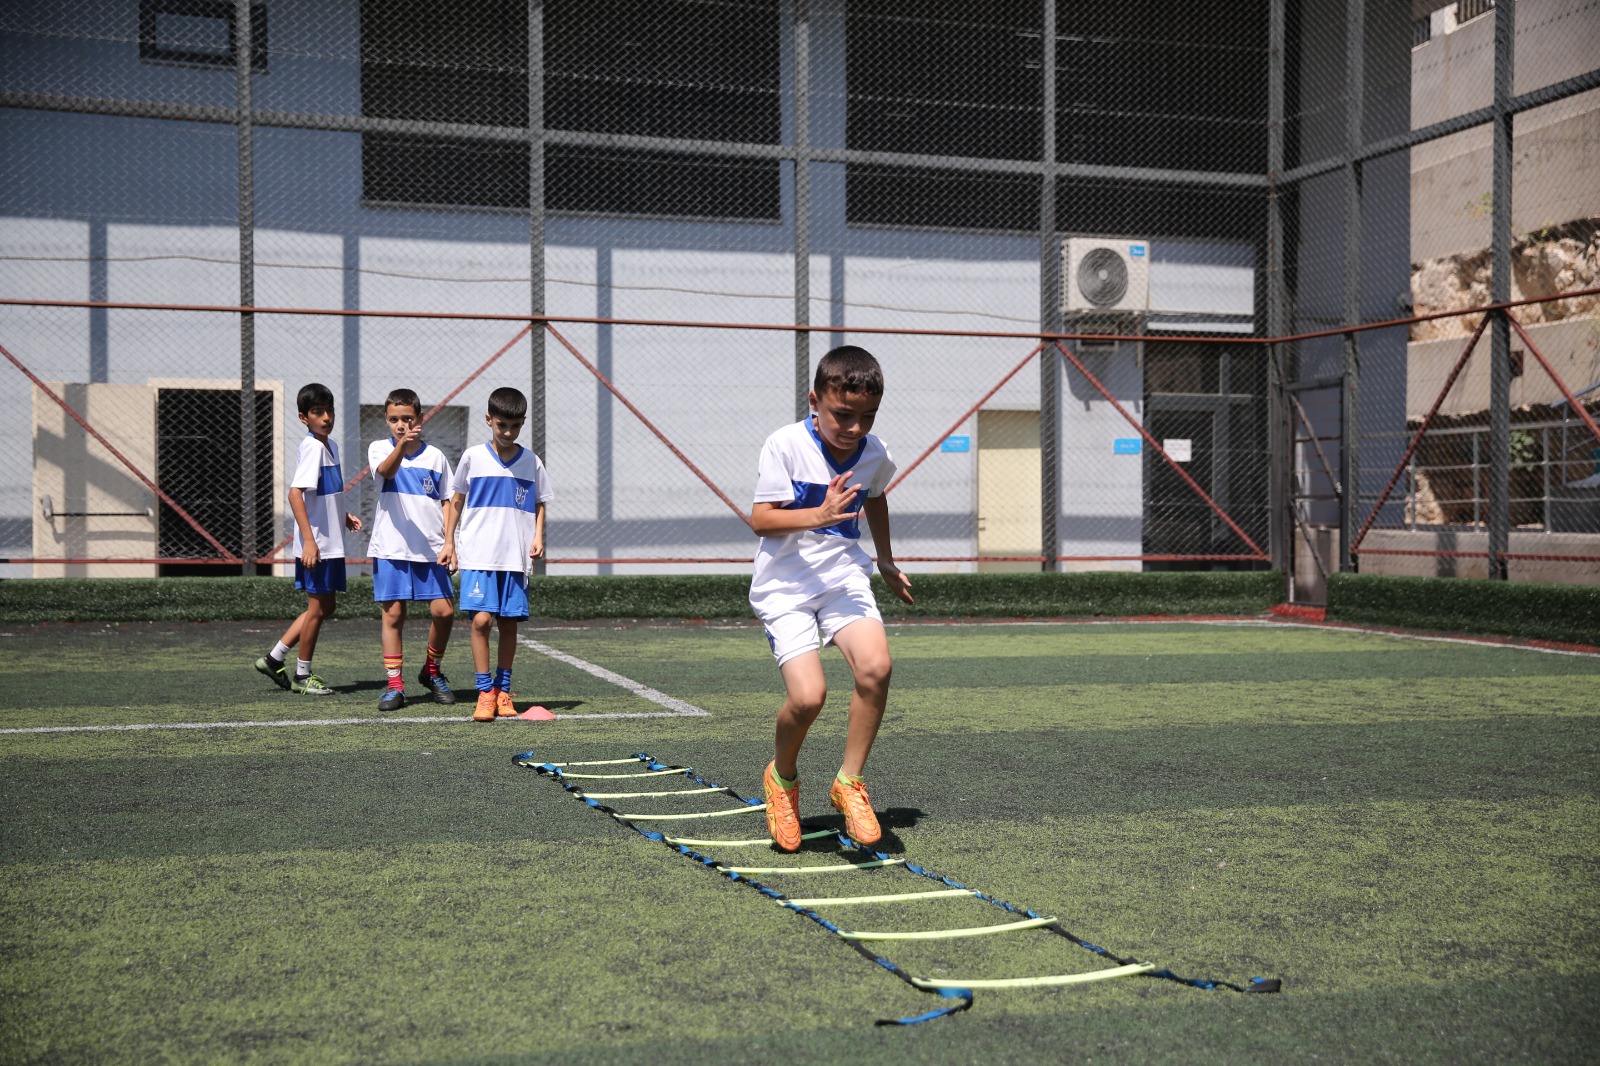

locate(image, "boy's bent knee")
[[854, 656, 891, 692]]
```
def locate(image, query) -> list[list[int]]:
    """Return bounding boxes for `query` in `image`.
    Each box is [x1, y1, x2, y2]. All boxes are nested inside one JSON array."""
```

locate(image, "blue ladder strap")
[[514, 751, 971, 1023]]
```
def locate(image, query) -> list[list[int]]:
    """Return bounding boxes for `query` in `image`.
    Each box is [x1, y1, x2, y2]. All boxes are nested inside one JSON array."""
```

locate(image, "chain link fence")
[[2, 1, 1597, 593]]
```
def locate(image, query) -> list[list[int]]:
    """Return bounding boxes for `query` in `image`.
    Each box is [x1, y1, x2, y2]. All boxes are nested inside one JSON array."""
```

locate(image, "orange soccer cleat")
[[763, 761, 803, 853], [473, 690, 497, 722], [829, 775, 881, 846]]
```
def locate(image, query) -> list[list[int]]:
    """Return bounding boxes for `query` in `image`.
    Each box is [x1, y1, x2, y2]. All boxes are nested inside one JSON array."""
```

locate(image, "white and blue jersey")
[[289, 433, 346, 560], [453, 441, 554, 572], [367, 438, 454, 561], [749, 417, 895, 609]]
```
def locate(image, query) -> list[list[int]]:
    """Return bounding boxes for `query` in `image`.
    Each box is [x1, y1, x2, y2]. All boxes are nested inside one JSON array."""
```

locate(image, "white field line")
[[0, 639, 710, 735], [0, 716, 466, 735], [518, 636, 711, 717]]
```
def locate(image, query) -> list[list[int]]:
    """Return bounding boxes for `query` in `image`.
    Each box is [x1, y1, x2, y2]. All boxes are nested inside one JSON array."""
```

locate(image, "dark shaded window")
[[360, 0, 780, 219], [1142, 345, 1270, 569], [847, 166, 1039, 232], [157, 388, 275, 576], [1057, 176, 1264, 243], [846, 1, 1044, 162], [139, 0, 267, 71], [546, 0, 780, 143], [1055, 0, 1268, 173]]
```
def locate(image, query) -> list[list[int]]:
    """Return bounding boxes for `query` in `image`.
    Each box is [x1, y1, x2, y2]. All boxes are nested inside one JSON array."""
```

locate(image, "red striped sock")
[[384, 654, 403, 689]]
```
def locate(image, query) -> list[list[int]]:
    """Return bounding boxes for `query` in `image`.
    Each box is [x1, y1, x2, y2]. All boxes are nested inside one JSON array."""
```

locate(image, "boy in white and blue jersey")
[[750, 346, 915, 852], [254, 382, 364, 696], [368, 388, 458, 712], [440, 387, 555, 723]]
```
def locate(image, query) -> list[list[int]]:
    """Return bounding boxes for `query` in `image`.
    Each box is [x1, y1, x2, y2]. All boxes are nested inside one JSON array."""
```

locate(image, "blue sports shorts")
[[457, 568, 529, 620], [294, 557, 347, 595], [372, 558, 454, 603]]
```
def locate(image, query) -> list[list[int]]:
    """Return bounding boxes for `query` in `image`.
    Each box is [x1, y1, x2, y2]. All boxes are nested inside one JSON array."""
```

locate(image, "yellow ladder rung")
[[577, 786, 728, 800], [538, 757, 648, 767], [665, 830, 835, 847], [785, 888, 977, 908], [911, 962, 1157, 989], [616, 804, 765, 821], [838, 915, 1056, 941], [723, 859, 905, 875], [554, 768, 686, 779]]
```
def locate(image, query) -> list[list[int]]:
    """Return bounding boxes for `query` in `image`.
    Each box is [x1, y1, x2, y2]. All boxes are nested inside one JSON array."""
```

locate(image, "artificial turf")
[[1, 617, 1597, 1064]]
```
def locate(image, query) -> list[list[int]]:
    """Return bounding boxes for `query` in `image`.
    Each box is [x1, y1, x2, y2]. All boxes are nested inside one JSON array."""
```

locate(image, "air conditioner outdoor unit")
[[1062, 237, 1151, 314]]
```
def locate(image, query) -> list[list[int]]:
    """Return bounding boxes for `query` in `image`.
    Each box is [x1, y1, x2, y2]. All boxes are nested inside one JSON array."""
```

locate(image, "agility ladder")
[[514, 750, 1280, 1025]]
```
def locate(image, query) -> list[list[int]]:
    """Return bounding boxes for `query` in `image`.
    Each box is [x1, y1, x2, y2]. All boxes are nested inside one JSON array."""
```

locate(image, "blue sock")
[[494, 667, 512, 692], [475, 672, 493, 693]]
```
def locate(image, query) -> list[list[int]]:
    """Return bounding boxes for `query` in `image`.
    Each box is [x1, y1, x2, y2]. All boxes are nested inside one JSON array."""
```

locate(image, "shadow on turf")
[[335, 679, 586, 710], [798, 806, 927, 852]]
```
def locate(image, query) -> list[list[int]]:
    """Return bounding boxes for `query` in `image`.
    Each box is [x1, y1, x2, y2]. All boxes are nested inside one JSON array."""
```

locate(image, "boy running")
[[254, 382, 363, 695], [439, 387, 555, 722], [367, 388, 458, 710], [750, 345, 915, 851]]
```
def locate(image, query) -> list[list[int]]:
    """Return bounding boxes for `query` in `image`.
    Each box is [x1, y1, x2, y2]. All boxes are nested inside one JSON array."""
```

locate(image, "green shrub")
[[0, 570, 1283, 624], [1326, 572, 1600, 646]]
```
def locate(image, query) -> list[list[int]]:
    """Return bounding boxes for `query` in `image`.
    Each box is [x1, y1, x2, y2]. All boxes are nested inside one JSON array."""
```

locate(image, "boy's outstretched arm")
[[862, 494, 914, 604]]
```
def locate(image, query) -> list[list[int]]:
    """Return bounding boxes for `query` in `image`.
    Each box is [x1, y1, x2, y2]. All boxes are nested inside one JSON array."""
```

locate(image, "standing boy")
[[254, 382, 363, 695], [750, 345, 915, 851], [439, 387, 555, 722], [367, 388, 458, 711]]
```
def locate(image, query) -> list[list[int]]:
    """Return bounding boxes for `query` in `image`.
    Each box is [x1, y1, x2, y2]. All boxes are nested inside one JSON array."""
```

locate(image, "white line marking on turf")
[[0, 639, 710, 736], [0, 716, 467, 735], [518, 636, 711, 717]]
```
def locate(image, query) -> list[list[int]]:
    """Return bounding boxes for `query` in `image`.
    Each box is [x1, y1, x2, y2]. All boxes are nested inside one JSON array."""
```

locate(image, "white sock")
[[296, 658, 312, 678], [271, 641, 290, 662]]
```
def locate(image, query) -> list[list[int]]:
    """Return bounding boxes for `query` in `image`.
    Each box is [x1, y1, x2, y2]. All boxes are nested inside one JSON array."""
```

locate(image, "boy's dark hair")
[[813, 345, 884, 399], [297, 382, 334, 414], [385, 387, 422, 415], [487, 386, 528, 420]]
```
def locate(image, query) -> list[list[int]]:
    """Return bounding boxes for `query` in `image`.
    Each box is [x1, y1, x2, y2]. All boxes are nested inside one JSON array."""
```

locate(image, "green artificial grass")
[[2, 619, 1597, 1064]]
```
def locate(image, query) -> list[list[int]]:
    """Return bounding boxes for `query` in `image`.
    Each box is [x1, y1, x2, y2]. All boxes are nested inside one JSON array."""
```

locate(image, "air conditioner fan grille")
[[1076, 247, 1129, 307]]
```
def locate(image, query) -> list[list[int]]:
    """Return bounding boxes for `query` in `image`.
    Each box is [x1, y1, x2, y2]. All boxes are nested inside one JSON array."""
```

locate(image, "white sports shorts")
[[755, 570, 882, 667]]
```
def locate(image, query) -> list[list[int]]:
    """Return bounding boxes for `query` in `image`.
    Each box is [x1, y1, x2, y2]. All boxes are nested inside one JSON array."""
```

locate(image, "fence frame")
[[2, 1, 1599, 581]]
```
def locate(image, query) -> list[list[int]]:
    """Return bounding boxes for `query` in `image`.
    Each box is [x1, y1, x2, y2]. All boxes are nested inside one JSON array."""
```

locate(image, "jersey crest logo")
[[420, 474, 435, 495], [514, 485, 529, 507]]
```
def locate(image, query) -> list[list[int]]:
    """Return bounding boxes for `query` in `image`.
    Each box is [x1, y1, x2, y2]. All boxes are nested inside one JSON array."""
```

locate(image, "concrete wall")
[[1295, 525, 1600, 601], [1407, 316, 1600, 419], [1410, 0, 1600, 261]]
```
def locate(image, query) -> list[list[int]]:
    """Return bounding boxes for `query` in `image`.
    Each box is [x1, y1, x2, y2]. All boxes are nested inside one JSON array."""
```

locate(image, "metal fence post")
[[1267, 0, 1289, 581], [1339, 0, 1364, 574], [795, 0, 812, 421], [1038, 0, 1060, 573], [529, 0, 547, 576], [236, 0, 256, 575], [1487, 0, 1515, 579]]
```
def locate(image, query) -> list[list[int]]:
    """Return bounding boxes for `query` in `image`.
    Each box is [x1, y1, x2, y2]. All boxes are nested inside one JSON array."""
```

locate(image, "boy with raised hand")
[[749, 345, 915, 851], [367, 388, 459, 711], [254, 382, 363, 696], [439, 386, 555, 723]]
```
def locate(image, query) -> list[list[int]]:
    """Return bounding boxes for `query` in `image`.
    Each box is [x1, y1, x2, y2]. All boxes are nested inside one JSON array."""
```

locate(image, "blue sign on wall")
[[1113, 438, 1141, 455], [941, 436, 971, 453]]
